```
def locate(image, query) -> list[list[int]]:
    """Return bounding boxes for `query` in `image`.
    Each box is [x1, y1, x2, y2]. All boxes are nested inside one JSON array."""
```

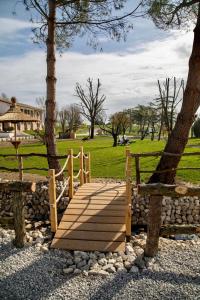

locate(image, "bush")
[[192, 118, 200, 138]]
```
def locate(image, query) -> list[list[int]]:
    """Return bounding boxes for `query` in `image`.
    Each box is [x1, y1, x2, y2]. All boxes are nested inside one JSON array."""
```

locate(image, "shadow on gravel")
[[0, 250, 75, 300], [0, 241, 25, 261], [89, 270, 200, 300]]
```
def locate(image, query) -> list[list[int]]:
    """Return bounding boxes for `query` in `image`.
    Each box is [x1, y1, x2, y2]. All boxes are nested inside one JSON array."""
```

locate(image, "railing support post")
[[68, 149, 74, 198], [87, 153, 91, 183], [18, 156, 23, 181], [48, 169, 57, 233], [80, 146, 84, 186], [125, 147, 132, 240]]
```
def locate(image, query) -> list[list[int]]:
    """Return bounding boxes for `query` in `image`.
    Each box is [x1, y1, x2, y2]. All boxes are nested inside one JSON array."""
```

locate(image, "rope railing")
[[48, 146, 91, 232]]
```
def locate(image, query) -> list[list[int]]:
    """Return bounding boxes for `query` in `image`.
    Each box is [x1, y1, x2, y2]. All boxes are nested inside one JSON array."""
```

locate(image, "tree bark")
[[45, 0, 61, 173], [90, 119, 95, 139], [113, 134, 118, 147], [149, 6, 200, 184]]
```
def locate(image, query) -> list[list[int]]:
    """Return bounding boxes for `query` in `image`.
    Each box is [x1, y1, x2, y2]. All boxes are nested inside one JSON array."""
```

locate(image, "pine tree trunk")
[[149, 9, 200, 184], [45, 0, 61, 173]]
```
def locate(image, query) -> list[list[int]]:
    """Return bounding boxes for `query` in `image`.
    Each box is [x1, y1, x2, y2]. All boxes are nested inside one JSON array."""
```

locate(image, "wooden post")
[[13, 191, 26, 248], [48, 169, 57, 233], [68, 149, 74, 198], [135, 156, 141, 185], [87, 152, 91, 183], [80, 146, 84, 186], [145, 195, 163, 257], [18, 156, 23, 181], [125, 147, 132, 240]]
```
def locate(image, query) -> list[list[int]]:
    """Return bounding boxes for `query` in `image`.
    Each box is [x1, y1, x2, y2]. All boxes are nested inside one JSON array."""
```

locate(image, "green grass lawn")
[[0, 137, 200, 182]]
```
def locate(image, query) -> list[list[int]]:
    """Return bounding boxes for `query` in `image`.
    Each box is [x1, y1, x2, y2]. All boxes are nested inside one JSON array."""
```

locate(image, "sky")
[[0, 0, 194, 114]]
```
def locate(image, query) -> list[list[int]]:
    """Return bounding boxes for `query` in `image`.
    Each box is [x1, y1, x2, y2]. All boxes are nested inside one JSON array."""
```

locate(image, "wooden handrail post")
[[68, 149, 74, 198], [80, 146, 84, 186], [87, 152, 91, 183], [125, 147, 132, 240], [48, 169, 57, 233], [135, 156, 141, 185], [18, 156, 23, 181]]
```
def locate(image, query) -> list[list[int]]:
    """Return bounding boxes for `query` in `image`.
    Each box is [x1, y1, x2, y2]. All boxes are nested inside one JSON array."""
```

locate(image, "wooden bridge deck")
[[51, 183, 126, 252]]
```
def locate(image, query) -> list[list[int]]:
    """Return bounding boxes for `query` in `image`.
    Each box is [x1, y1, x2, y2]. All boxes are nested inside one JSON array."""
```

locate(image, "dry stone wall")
[[0, 181, 70, 220], [132, 191, 200, 225]]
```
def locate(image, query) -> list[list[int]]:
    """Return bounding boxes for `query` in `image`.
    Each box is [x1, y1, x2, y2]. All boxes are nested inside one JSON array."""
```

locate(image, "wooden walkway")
[[51, 183, 126, 252]]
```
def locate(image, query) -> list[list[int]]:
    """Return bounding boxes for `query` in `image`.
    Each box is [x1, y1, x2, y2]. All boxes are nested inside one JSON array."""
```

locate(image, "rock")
[[77, 260, 87, 269], [40, 245, 49, 252], [102, 264, 116, 273], [89, 253, 97, 259], [74, 257, 82, 264], [88, 270, 109, 277], [114, 262, 124, 269], [125, 244, 134, 255], [134, 256, 145, 269], [98, 258, 107, 266], [124, 261, 132, 270], [66, 258, 74, 266], [25, 224, 32, 229], [129, 266, 139, 273], [88, 259, 98, 267], [74, 269, 82, 274], [35, 237, 44, 244], [63, 267, 74, 274]]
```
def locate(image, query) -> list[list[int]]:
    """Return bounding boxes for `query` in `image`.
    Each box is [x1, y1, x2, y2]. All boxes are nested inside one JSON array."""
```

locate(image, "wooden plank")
[[67, 203, 126, 210], [71, 199, 126, 205], [76, 191, 126, 196], [55, 230, 125, 241], [72, 195, 126, 200], [51, 238, 125, 252], [65, 208, 126, 217], [58, 222, 126, 232], [78, 187, 126, 191], [61, 215, 125, 224]]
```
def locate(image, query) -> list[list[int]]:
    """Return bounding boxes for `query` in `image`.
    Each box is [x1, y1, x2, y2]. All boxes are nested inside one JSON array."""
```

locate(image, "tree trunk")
[[90, 119, 95, 139], [113, 134, 118, 147], [45, 0, 61, 173], [149, 7, 200, 184]]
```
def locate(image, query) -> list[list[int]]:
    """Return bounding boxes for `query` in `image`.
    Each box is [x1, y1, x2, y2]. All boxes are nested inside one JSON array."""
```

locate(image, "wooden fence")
[[48, 147, 91, 232]]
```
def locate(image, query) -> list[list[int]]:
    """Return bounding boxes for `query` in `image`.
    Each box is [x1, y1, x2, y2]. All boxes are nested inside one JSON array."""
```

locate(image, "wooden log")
[[48, 169, 57, 233], [145, 195, 163, 257], [0, 181, 36, 192], [125, 148, 132, 240], [80, 146, 84, 186], [160, 224, 200, 236], [138, 183, 200, 197], [68, 149, 74, 199], [135, 156, 141, 185], [13, 191, 26, 248]]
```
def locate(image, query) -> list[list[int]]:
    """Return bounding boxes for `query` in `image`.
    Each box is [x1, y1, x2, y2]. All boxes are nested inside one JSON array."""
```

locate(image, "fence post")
[[13, 191, 25, 247], [125, 147, 132, 240], [87, 152, 91, 183], [135, 155, 141, 185], [48, 169, 57, 233], [18, 156, 23, 181], [68, 149, 74, 198], [145, 195, 163, 257], [80, 146, 84, 186]]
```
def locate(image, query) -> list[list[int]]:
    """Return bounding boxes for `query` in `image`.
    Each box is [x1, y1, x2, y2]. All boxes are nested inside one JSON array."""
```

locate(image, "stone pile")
[[133, 193, 200, 225]]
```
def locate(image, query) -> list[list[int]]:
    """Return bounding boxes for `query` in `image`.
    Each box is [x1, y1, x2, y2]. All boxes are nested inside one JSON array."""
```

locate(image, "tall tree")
[[23, 1, 142, 172], [141, 0, 200, 184], [75, 78, 106, 139]]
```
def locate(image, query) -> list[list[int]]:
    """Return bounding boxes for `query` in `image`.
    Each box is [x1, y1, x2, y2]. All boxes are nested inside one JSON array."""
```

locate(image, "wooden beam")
[[160, 225, 200, 236], [0, 181, 36, 192], [138, 183, 200, 197]]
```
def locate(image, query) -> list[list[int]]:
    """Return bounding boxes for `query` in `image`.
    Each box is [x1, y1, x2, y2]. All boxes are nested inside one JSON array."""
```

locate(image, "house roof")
[[0, 97, 43, 111]]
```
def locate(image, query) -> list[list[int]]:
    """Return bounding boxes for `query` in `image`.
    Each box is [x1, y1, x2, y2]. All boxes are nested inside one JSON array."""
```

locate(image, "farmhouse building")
[[0, 98, 44, 131]]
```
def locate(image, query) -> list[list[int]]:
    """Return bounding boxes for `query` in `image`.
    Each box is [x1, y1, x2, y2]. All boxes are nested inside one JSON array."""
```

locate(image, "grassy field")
[[0, 137, 200, 182]]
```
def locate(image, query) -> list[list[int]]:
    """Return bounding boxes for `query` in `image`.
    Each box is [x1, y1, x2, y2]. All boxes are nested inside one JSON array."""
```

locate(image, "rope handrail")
[[83, 153, 88, 159], [83, 169, 89, 175], [73, 169, 81, 179], [56, 177, 69, 203], [73, 152, 81, 159], [55, 156, 69, 178]]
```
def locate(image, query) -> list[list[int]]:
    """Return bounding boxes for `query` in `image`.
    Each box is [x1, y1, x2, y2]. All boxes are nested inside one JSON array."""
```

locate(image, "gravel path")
[[1, 234, 200, 300]]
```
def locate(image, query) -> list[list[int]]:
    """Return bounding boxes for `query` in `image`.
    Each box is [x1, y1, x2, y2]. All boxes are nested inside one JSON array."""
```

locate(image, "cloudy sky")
[[0, 0, 194, 114]]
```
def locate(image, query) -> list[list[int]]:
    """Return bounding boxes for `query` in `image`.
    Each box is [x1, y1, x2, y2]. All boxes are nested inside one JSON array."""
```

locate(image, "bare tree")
[[65, 104, 82, 134], [58, 108, 67, 133], [100, 111, 128, 147], [22, 1, 142, 172], [75, 78, 106, 139]]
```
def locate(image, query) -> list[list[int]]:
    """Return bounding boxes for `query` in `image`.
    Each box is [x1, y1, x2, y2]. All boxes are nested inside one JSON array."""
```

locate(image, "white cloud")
[[0, 18, 32, 38], [0, 29, 193, 114]]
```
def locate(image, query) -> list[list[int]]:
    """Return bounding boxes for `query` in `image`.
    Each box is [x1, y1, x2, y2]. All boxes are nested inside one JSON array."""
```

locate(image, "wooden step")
[[65, 208, 126, 217], [58, 222, 126, 232], [55, 229, 125, 241], [67, 203, 126, 210], [71, 199, 126, 205], [61, 215, 125, 224], [51, 238, 125, 252]]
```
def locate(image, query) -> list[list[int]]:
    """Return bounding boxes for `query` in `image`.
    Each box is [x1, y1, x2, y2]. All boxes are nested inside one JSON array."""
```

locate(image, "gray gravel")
[[1, 233, 200, 300]]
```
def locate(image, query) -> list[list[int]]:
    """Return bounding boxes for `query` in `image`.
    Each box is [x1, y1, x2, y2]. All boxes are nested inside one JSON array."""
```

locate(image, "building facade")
[[0, 98, 44, 131]]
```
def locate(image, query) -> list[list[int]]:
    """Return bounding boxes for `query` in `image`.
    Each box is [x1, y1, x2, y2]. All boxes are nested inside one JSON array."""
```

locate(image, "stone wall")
[[132, 191, 200, 225], [0, 181, 70, 220]]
